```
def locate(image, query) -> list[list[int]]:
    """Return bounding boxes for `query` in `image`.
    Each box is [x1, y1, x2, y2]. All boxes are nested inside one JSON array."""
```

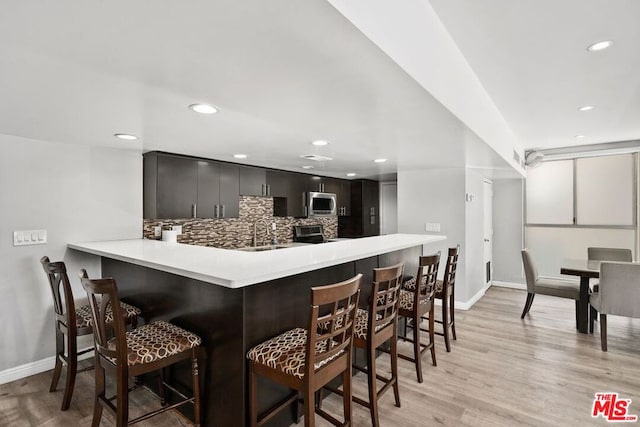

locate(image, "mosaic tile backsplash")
[[143, 196, 338, 249]]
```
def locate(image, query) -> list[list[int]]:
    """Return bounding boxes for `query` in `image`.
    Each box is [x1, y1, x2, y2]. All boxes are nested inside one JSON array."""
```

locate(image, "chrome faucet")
[[253, 219, 270, 247]]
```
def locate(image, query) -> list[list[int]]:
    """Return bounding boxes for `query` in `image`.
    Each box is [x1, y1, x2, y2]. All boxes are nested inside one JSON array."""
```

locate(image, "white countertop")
[[68, 234, 446, 288]]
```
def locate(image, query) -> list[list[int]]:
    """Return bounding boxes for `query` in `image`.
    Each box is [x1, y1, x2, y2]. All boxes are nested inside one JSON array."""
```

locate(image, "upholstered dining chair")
[[40, 256, 141, 411], [80, 271, 202, 426], [589, 262, 640, 351], [247, 274, 361, 427], [587, 247, 633, 324], [520, 249, 580, 321]]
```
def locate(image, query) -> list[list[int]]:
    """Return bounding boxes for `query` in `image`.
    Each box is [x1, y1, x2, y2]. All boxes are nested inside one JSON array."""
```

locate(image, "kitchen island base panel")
[[101, 245, 421, 427]]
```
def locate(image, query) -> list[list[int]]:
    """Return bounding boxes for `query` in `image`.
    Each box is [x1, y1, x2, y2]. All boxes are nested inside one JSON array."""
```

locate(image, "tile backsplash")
[[143, 196, 337, 249]]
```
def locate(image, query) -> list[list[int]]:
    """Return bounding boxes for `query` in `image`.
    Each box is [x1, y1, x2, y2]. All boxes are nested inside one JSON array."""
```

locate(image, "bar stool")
[[247, 274, 362, 427], [80, 271, 202, 426], [406, 246, 460, 352], [40, 256, 141, 411], [322, 263, 404, 427], [397, 252, 440, 383]]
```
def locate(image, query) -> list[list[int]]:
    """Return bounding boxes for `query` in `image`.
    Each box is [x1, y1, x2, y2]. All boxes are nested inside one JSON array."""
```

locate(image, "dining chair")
[[320, 263, 403, 427], [40, 256, 141, 411], [404, 246, 459, 352], [397, 253, 440, 383], [520, 249, 580, 322], [80, 271, 202, 426], [589, 261, 640, 351], [247, 274, 361, 427], [587, 247, 633, 325]]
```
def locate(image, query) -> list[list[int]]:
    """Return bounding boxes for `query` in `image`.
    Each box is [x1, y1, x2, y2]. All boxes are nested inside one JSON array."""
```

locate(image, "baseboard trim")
[[440, 281, 492, 311], [0, 357, 56, 385], [0, 351, 93, 385], [493, 280, 527, 290]]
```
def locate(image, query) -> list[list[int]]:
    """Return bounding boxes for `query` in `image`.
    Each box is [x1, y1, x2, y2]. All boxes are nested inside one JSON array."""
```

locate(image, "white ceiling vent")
[[300, 154, 333, 162]]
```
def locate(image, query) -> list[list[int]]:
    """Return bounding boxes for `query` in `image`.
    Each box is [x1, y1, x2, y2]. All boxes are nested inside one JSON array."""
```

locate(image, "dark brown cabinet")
[[338, 179, 379, 237], [239, 166, 269, 196], [268, 170, 306, 217], [144, 152, 239, 219], [323, 178, 351, 216]]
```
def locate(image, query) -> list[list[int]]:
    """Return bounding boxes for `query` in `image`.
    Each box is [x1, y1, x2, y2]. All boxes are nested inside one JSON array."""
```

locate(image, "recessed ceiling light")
[[587, 40, 613, 52], [311, 140, 329, 146], [578, 105, 594, 112], [374, 158, 387, 163], [114, 133, 138, 140], [312, 176, 322, 180], [575, 135, 586, 139], [189, 104, 219, 114], [233, 154, 247, 159], [301, 165, 314, 169], [346, 173, 356, 177]]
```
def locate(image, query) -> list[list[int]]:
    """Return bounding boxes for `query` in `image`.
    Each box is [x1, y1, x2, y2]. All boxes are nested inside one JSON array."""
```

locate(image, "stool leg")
[[249, 362, 258, 427], [192, 350, 201, 427], [366, 343, 380, 427], [342, 366, 352, 426], [429, 307, 437, 367], [61, 331, 78, 411], [390, 329, 401, 407], [442, 297, 451, 352], [91, 361, 105, 427], [115, 366, 129, 427], [50, 329, 64, 392], [159, 367, 167, 406], [412, 313, 423, 383], [304, 385, 315, 427], [450, 292, 457, 341]]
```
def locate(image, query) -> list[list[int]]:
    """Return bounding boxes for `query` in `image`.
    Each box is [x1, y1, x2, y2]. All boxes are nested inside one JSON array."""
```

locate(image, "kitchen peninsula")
[[69, 234, 445, 426]]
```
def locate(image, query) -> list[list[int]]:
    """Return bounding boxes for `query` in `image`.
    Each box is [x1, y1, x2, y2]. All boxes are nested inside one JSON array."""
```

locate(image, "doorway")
[[483, 180, 493, 285], [380, 182, 397, 235]]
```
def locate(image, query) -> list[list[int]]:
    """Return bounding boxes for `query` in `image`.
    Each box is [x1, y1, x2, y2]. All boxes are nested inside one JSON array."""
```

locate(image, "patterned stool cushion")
[[353, 308, 391, 339], [404, 278, 444, 296], [107, 321, 201, 366], [247, 328, 343, 379], [399, 289, 415, 311], [76, 302, 141, 329]]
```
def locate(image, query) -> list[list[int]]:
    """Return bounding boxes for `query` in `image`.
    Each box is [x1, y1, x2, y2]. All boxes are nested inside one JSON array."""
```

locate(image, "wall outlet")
[[13, 230, 47, 246], [425, 223, 441, 232], [172, 225, 183, 235], [153, 226, 162, 238]]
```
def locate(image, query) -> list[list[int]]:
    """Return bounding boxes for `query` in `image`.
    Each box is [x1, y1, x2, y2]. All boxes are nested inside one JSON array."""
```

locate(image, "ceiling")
[[429, 0, 640, 151], [3, 1, 635, 181]]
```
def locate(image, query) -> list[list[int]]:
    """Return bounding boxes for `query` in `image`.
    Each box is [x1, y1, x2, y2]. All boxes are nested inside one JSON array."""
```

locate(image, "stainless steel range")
[[293, 224, 326, 244]]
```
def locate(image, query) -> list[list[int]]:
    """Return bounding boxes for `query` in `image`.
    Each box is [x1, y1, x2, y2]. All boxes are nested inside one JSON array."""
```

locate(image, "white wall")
[[464, 169, 486, 299], [493, 179, 525, 284], [0, 134, 142, 374], [379, 181, 397, 235], [397, 168, 469, 299]]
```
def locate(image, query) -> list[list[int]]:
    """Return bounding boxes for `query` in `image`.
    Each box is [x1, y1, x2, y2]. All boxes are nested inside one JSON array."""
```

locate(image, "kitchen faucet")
[[253, 219, 270, 247]]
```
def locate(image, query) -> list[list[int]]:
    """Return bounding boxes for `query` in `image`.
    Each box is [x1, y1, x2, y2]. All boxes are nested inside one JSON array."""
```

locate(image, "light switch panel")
[[13, 230, 47, 246]]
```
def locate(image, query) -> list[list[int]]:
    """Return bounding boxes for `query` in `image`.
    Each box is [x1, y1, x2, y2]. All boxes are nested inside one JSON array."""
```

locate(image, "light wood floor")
[[2, 286, 639, 426]]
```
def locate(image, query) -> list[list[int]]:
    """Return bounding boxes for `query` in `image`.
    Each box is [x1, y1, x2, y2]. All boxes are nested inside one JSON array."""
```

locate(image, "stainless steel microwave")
[[304, 192, 337, 216]]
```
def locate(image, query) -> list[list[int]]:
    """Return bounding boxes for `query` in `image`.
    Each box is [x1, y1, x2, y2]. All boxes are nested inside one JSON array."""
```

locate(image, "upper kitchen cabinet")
[[144, 152, 239, 219], [268, 170, 306, 217], [239, 166, 269, 196], [323, 177, 351, 216], [338, 179, 379, 237]]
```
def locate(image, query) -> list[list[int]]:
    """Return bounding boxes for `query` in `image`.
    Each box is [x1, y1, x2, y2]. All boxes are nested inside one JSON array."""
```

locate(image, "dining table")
[[560, 259, 600, 334]]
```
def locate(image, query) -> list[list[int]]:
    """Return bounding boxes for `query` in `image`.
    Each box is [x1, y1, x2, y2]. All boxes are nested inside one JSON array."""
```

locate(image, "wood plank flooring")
[[2, 286, 639, 426]]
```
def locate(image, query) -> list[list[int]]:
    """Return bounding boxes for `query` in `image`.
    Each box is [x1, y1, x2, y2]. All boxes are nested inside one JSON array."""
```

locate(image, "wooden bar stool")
[[322, 263, 404, 427], [80, 271, 202, 426], [405, 246, 460, 352], [247, 274, 362, 427], [397, 253, 440, 383], [40, 256, 141, 411]]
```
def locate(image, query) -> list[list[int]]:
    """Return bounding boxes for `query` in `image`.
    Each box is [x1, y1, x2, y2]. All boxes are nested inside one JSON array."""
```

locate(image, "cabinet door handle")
[[267, 185, 271, 196], [214, 204, 219, 218], [221, 204, 225, 217], [192, 204, 197, 218], [261, 184, 265, 196]]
